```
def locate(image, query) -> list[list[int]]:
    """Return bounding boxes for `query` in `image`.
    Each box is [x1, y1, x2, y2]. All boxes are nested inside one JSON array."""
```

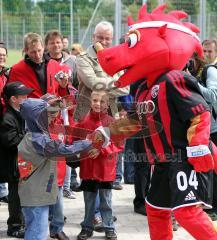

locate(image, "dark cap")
[[3, 81, 33, 100]]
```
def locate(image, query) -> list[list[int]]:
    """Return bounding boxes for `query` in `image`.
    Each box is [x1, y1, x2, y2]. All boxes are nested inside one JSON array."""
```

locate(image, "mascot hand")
[[87, 126, 111, 148], [86, 131, 105, 149], [88, 148, 100, 159], [187, 145, 214, 172]]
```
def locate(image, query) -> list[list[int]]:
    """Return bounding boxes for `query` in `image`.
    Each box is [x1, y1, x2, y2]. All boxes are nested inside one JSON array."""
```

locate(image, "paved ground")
[[0, 183, 194, 240]]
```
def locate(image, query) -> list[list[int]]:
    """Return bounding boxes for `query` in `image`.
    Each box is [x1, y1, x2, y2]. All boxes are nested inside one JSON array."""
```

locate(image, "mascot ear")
[[138, 4, 147, 20], [158, 24, 167, 39], [128, 16, 135, 26]]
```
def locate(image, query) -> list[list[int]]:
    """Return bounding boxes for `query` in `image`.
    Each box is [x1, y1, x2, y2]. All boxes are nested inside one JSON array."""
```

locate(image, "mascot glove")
[[87, 127, 110, 149], [187, 145, 214, 172], [95, 126, 110, 148]]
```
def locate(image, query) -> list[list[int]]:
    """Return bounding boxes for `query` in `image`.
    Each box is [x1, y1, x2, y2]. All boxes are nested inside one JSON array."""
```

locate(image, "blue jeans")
[[22, 206, 49, 240], [114, 154, 123, 185], [95, 191, 101, 218], [63, 166, 71, 190], [71, 168, 79, 186], [124, 138, 135, 183], [0, 183, 8, 198], [81, 189, 114, 231], [49, 187, 64, 234]]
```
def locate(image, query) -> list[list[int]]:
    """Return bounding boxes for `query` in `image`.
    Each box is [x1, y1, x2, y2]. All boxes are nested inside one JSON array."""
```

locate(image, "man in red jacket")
[[8, 32, 69, 98]]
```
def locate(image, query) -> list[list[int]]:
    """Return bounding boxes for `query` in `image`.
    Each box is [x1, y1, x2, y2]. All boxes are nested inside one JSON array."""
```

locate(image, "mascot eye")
[[128, 33, 138, 48]]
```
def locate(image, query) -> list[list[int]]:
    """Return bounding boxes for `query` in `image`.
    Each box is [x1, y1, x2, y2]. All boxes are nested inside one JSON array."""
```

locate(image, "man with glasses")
[[74, 21, 129, 121]]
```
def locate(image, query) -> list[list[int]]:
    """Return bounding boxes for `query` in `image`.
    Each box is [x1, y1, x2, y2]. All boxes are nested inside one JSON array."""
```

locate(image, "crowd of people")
[[0, 16, 217, 240], [0, 21, 147, 240]]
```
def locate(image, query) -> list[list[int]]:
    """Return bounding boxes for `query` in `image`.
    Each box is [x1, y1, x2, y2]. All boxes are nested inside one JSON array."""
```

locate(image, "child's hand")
[[86, 131, 105, 149], [61, 95, 75, 110], [88, 148, 100, 159]]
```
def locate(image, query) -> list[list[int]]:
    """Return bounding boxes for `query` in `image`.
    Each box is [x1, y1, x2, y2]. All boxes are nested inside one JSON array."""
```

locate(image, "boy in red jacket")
[[76, 91, 121, 240]]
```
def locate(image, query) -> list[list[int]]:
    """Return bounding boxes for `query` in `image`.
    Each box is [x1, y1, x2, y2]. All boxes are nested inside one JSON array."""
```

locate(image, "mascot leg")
[[174, 205, 217, 240], [146, 203, 173, 240]]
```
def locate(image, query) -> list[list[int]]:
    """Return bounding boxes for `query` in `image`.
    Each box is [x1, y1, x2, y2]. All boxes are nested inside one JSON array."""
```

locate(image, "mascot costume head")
[[96, 4, 202, 88]]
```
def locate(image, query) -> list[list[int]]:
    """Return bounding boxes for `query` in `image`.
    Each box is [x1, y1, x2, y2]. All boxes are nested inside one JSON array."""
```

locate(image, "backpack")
[[199, 64, 217, 119], [200, 64, 217, 87]]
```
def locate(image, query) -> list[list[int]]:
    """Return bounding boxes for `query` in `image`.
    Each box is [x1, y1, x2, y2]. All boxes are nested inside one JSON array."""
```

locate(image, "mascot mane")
[[128, 4, 200, 41], [128, 4, 200, 36]]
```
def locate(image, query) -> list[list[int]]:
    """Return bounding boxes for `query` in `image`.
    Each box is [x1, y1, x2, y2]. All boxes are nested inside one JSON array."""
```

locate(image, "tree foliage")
[[1, 0, 216, 49], [3, 0, 34, 13]]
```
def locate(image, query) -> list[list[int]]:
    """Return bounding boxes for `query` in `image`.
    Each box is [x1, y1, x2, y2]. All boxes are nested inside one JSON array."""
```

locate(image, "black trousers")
[[133, 161, 151, 208], [210, 132, 217, 212], [7, 181, 24, 229], [132, 137, 151, 208]]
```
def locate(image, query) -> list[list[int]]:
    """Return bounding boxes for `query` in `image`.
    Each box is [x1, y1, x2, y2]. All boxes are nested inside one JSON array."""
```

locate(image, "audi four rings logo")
[[136, 100, 156, 115]]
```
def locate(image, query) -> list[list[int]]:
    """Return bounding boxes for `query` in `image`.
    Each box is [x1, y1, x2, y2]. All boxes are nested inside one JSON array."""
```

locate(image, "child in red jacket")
[[76, 90, 121, 240]]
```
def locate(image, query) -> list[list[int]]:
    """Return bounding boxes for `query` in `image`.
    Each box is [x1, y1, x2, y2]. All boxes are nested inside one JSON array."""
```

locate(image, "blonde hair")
[[23, 32, 43, 51], [71, 43, 84, 55], [91, 90, 109, 101]]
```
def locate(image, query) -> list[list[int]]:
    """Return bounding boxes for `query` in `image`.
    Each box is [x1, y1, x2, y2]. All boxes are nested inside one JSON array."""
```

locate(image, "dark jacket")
[[0, 105, 25, 183]]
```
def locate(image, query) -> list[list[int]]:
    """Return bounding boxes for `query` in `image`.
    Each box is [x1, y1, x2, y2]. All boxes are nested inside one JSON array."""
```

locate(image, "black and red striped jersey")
[[135, 70, 210, 164]]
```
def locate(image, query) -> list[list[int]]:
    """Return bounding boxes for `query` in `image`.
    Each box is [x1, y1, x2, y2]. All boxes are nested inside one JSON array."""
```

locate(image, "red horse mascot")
[[90, 3, 217, 240]]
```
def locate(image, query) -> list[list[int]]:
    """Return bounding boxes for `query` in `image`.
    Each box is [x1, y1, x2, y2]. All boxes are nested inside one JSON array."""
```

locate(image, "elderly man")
[[74, 21, 129, 121]]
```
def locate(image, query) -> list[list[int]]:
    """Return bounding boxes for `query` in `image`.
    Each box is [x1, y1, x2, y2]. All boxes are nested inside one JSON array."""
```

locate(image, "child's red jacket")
[[75, 111, 122, 182]]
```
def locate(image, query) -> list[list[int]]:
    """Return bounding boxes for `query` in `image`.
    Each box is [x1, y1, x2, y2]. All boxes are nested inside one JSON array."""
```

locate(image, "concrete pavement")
[[0, 183, 194, 240]]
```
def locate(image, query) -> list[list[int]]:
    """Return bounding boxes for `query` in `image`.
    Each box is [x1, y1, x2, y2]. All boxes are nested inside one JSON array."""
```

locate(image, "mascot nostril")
[[105, 56, 112, 62]]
